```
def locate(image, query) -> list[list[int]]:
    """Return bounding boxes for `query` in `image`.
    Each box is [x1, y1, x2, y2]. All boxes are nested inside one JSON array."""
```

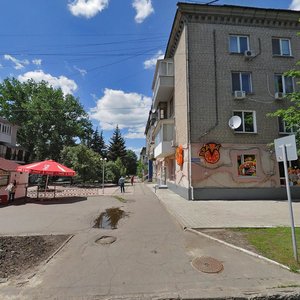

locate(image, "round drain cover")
[[95, 236, 116, 245], [192, 256, 223, 273]]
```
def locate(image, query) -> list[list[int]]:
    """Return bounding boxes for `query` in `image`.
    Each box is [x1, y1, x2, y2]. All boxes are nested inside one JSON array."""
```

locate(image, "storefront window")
[[0, 175, 9, 187], [238, 154, 256, 176]]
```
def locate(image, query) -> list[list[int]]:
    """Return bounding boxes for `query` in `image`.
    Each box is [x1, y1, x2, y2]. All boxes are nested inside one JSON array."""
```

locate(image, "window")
[[278, 117, 297, 134], [233, 111, 256, 133], [272, 38, 291, 56], [274, 74, 294, 94], [238, 154, 257, 176], [232, 72, 252, 93], [229, 35, 249, 53], [169, 98, 174, 118]]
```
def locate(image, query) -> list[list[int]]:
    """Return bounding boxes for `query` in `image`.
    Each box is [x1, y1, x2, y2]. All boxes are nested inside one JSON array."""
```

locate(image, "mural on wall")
[[176, 145, 184, 166], [238, 154, 257, 176], [199, 143, 221, 164]]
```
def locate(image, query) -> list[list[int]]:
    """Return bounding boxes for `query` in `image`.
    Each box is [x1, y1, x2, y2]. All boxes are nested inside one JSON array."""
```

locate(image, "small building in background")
[[0, 117, 29, 164], [0, 157, 28, 201]]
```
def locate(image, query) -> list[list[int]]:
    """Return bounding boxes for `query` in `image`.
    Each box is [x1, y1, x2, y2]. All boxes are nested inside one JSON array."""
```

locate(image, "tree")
[[268, 69, 300, 152], [60, 144, 102, 183], [105, 158, 126, 184], [90, 128, 106, 157], [124, 149, 138, 175], [107, 125, 127, 162], [0, 78, 92, 161]]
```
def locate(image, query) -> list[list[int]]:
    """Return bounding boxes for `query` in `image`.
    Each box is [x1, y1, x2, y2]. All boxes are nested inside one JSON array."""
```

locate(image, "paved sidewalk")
[[147, 184, 300, 229]]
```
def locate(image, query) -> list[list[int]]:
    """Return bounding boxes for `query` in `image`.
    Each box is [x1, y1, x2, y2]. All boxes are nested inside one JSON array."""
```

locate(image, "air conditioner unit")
[[275, 92, 285, 100], [244, 50, 255, 58], [234, 90, 246, 100]]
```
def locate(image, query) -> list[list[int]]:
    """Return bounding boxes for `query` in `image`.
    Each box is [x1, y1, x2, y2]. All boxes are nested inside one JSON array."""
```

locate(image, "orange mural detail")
[[199, 143, 221, 164], [176, 145, 184, 166]]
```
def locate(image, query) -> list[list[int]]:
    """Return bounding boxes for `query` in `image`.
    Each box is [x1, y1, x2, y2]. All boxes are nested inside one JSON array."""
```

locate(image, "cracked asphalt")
[[0, 183, 299, 299]]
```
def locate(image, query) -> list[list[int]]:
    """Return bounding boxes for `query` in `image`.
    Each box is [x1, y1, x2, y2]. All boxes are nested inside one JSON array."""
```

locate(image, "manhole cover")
[[192, 256, 223, 273], [95, 236, 117, 245]]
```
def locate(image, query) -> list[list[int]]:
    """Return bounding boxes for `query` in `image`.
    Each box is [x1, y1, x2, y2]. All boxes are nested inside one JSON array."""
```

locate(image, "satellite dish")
[[228, 116, 242, 129]]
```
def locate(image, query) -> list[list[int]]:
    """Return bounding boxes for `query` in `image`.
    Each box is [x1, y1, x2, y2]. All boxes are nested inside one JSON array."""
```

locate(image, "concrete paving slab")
[[149, 185, 300, 229], [0, 183, 299, 300]]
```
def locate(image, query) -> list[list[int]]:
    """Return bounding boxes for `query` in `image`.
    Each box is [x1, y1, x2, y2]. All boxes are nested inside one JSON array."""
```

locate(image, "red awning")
[[0, 157, 20, 172], [16, 160, 76, 177]]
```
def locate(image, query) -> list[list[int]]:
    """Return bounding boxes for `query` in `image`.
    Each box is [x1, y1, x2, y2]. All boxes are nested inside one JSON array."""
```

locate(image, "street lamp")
[[100, 158, 107, 194]]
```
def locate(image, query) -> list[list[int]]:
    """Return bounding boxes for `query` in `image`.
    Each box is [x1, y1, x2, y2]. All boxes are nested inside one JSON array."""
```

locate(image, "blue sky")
[[0, 0, 298, 156]]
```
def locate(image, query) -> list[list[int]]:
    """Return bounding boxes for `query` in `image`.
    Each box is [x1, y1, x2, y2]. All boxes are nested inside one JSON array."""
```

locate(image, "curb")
[[45, 234, 74, 264], [186, 228, 293, 272]]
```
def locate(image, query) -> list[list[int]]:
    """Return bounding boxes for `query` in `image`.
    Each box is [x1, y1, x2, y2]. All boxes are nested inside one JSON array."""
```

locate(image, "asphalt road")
[[0, 183, 299, 299]]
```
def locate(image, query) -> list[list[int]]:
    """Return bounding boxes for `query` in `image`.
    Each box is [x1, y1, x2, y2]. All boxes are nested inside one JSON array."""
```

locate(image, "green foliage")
[[268, 68, 300, 152], [107, 125, 127, 162], [0, 78, 92, 161], [137, 160, 147, 179], [124, 149, 138, 175], [105, 158, 126, 184], [90, 128, 106, 157], [60, 144, 103, 183]]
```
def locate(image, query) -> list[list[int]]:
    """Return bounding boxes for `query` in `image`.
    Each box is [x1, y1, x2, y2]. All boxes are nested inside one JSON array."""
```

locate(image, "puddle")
[[93, 207, 127, 229]]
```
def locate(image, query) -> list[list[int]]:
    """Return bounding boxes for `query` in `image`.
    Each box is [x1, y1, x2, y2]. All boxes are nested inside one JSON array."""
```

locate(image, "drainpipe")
[[185, 21, 194, 200], [199, 29, 219, 139]]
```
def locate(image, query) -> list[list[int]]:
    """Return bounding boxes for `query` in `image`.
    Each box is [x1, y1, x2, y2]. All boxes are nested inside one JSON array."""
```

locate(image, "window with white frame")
[[278, 117, 296, 134], [233, 111, 256, 133], [232, 72, 252, 93], [274, 74, 294, 94], [272, 38, 292, 56], [229, 35, 249, 53]]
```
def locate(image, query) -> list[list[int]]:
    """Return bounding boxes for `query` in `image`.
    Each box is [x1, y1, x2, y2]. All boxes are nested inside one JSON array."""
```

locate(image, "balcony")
[[152, 59, 174, 108], [153, 121, 175, 159]]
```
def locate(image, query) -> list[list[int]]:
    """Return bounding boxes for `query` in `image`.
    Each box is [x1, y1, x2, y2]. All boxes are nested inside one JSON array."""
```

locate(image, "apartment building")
[[0, 117, 28, 163], [145, 3, 300, 200]]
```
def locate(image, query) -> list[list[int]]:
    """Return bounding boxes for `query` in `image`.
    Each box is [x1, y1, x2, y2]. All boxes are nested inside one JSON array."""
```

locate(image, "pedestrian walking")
[[5, 180, 17, 203], [118, 176, 125, 193], [131, 176, 134, 186]]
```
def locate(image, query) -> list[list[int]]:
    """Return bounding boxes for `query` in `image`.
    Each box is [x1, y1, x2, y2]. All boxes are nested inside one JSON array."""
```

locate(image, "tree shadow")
[[0, 196, 88, 206]]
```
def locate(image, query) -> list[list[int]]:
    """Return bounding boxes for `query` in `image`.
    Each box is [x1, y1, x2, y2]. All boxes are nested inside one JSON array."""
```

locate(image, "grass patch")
[[113, 195, 126, 203], [233, 227, 300, 272]]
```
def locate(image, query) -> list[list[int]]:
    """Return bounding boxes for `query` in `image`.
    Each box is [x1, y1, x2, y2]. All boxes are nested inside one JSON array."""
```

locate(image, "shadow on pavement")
[[0, 196, 88, 207]]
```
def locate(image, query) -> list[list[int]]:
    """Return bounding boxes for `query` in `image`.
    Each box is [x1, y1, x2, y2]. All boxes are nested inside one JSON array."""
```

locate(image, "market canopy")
[[16, 160, 76, 177]]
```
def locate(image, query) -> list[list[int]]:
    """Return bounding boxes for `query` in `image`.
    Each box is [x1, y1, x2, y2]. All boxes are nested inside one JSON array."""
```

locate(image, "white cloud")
[[4, 54, 29, 70], [90, 88, 151, 138], [18, 70, 78, 95], [290, 0, 300, 9], [32, 59, 42, 66], [144, 50, 164, 69], [74, 65, 87, 76], [132, 0, 154, 23], [68, 0, 109, 18], [128, 146, 144, 157]]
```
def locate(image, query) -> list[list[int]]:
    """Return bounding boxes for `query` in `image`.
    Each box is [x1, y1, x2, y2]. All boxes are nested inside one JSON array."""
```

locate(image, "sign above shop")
[[199, 143, 221, 164]]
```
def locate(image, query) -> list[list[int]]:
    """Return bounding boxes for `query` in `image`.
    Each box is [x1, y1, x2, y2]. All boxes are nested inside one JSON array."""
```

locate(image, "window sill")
[[234, 132, 257, 134], [229, 52, 245, 55], [272, 55, 294, 58]]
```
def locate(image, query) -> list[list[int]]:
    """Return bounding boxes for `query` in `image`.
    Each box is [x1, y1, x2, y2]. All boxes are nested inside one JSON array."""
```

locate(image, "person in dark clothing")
[[131, 176, 134, 186], [118, 176, 125, 193]]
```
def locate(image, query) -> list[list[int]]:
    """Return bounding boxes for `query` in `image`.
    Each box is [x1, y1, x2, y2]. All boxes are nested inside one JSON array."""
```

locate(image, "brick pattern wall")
[[187, 21, 299, 144]]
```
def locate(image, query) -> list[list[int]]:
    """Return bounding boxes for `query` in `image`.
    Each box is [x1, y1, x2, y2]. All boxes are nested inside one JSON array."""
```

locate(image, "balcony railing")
[[152, 60, 174, 107]]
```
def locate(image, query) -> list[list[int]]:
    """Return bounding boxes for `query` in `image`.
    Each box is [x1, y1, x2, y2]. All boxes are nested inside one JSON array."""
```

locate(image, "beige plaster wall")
[[191, 143, 279, 188], [173, 25, 190, 189]]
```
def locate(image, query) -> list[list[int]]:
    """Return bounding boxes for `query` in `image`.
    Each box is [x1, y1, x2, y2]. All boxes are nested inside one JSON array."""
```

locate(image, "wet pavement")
[[0, 183, 299, 299]]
